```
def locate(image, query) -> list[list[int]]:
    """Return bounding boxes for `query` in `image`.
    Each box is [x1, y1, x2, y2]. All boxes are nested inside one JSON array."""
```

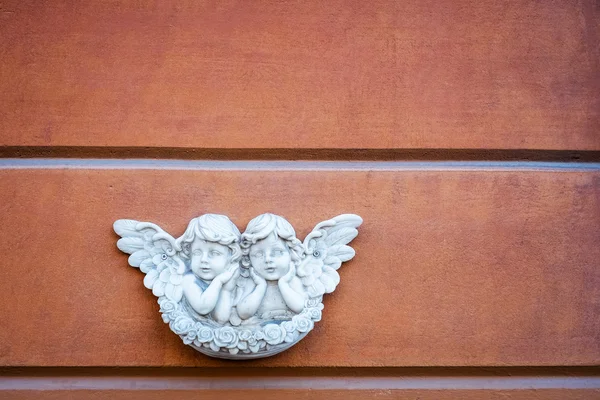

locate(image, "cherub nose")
[[200, 252, 209, 263]]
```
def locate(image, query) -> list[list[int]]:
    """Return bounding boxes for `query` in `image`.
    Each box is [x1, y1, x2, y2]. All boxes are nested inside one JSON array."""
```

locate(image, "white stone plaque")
[[114, 213, 362, 359]]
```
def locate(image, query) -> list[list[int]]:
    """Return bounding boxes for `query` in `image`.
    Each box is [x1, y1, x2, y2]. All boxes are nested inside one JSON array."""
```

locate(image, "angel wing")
[[114, 219, 186, 302], [296, 214, 362, 298]]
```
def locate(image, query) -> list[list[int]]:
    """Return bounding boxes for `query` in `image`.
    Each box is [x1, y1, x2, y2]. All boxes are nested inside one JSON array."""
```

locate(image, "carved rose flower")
[[254, 330, 265, 341], [244, 330, 266, 353], [305, 296, 323, 308], [282, 321, 299, 343], [196, 326, 214, 344], [262, 324, 287, 345], [171, 316, 195, 336], [307, 308, 322, 322], [158, 298, 179, 323], [213, 327, 239, 349], [183, 330, 196, 345], [241, 238, 253, 249], [238, 329, 253, 342], [236, 329, 254, 351], [282, 321, 296, 333], [292, 315, 314, 333]]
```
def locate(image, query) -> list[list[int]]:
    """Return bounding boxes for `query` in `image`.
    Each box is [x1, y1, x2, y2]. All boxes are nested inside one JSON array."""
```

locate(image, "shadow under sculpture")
[[114, 213, 362, 359]]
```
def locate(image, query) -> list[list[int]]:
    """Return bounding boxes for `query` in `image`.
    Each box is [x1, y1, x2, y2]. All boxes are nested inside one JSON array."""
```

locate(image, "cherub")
[[177, 214, 241, 324], [114, 212, 362, 358], [236, 213, 307, 320]]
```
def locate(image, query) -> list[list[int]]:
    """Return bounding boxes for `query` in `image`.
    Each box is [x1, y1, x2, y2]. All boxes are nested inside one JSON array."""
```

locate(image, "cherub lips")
[[201, 268, 211, 273], [265, 267, 276, 273]]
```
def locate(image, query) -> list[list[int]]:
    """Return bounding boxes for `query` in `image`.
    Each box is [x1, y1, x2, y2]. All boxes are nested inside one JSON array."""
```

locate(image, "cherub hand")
[[222, 265, 240, 292], [216, 264, 238, 286], [280, 262, 296, 284], [249, 268, 266, 286]]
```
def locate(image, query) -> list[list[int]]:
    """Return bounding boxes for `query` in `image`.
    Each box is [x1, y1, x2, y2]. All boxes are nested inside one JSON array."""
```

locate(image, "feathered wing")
[[296, 214, 362, 298], [114, 219, 186, 302]]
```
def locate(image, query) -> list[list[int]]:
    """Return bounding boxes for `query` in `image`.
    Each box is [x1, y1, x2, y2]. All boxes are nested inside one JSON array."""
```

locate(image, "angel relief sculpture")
[[114, 213, 362, 359]]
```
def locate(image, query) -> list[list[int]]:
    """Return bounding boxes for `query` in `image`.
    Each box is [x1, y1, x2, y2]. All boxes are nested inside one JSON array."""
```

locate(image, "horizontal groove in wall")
[[1, 147, 599, 162], [0, 158, 599, 171], [1, 367, 599, 391], [2, 377, 599, 391], [2, 366, 600, 377]]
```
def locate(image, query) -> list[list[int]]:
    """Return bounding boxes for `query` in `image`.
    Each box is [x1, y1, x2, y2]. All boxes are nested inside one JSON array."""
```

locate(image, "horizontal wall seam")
[[1, 376, 600, 391], [1, 147, 599, 162], [0, 159, 599, 171]]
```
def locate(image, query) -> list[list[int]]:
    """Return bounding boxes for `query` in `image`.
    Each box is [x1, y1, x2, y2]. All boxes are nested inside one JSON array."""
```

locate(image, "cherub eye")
[[193, 250, 202, 256], [252, 251, 264, 259], [272, 250, 284, 257], [210, 250, 221, 257]]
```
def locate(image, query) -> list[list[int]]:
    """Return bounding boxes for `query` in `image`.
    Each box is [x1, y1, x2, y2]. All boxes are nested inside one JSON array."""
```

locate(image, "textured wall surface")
[[0, 0, 599, 398], [1, 0, 599, 150]]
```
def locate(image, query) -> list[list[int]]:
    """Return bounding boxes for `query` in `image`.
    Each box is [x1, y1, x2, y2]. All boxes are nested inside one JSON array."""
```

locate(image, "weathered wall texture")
[[0, 0, 599, 398]]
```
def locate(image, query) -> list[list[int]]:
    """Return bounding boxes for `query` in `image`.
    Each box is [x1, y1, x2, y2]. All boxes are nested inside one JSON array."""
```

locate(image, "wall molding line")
[[0, 158, 599, 171]]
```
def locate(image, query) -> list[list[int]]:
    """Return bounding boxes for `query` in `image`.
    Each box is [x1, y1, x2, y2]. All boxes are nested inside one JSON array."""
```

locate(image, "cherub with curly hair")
[[177, 214, 241, 324], [236, 213, 307, 320]]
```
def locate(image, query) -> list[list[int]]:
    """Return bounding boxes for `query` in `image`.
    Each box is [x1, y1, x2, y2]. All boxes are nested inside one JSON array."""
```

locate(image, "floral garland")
[[158, 296, 324, 355]]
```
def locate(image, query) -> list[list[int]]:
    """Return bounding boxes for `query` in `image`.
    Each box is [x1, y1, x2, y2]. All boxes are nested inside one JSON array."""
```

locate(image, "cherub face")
[[249, 234, 291, 281], [190, 238, 231, 281]]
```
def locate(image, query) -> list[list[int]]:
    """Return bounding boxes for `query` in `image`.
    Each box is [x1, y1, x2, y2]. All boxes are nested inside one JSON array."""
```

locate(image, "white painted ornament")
[[114, 213, 362, 359]]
